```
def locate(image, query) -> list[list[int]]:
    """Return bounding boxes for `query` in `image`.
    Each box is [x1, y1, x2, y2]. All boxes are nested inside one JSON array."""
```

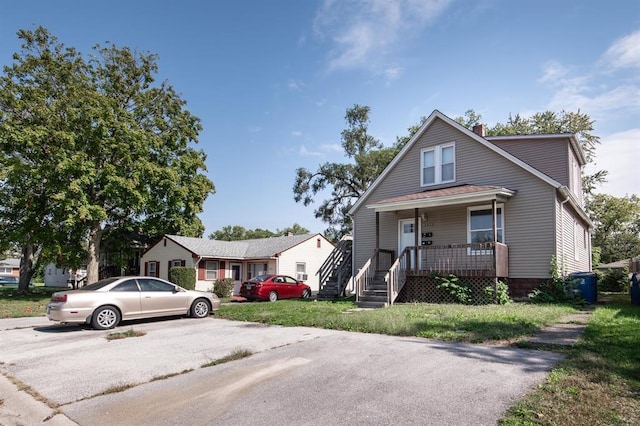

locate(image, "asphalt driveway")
[[0, 316, 564, 425]]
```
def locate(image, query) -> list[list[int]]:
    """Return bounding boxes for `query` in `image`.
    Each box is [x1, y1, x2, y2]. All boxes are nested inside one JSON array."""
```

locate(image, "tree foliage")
[[293, 105, 401, 239], [586, 194, 640, 264], [0, 27, 214, 289], [208, 223, 310, 241]]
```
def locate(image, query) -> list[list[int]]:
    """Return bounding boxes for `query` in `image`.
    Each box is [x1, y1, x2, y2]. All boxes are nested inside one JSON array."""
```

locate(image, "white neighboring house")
[[44, 264, 87, 287], [140, 234, 335, 294]]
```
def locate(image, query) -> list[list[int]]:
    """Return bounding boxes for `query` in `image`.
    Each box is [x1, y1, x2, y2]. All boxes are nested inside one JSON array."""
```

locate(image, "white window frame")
[[171, 259, 183, 268], [420, 143, 455, 187], [296, 262, 307, 281], [205, 261, 218, 281], [467, 204, 504, 254], [148, 261, 157, 277], [0, 267, 12, 274], [248, 263, 268, 280]]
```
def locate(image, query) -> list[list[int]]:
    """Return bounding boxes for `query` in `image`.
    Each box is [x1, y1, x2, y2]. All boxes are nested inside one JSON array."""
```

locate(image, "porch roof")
[[366, 185, 516, 212]]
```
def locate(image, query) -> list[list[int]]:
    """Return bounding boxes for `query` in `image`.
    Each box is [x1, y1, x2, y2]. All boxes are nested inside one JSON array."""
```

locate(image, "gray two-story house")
[[349, 110, 592, 307]]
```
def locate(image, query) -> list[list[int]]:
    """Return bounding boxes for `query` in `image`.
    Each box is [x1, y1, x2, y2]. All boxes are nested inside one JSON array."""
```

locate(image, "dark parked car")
[[0, 275, 19, 286], [240, 274, 312, 302]]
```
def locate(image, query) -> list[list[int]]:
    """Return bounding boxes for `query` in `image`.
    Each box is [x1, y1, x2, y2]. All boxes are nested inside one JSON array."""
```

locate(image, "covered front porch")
[[354, 185, 515, 307]]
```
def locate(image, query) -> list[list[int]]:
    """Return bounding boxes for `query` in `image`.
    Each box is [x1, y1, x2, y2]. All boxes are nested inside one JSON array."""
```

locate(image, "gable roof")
[[162, 234, 328, 259], [349, 109, 583, 216]]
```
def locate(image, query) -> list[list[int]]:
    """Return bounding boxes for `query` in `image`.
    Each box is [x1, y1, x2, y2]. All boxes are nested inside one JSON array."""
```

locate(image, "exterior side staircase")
[[316, 237, 353, 300]]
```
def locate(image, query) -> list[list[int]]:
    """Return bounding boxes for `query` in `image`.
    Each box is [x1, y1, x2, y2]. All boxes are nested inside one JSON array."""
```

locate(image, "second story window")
[[421, 143, 455, 186]]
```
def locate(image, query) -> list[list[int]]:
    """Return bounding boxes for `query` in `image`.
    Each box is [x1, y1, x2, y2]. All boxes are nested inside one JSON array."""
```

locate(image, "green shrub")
[[169, 267, 196, 290], [432, 273, 473, 304], [597, 267, 629, 292], [484, 280, 511, 305], [213, 278, 235, 298], [528, 257, 583, 304]]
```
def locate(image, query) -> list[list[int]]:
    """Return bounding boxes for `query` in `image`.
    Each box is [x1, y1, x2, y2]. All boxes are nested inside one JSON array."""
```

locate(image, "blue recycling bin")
[[631, 273, 640, 306], [569, 272, 598, 304]]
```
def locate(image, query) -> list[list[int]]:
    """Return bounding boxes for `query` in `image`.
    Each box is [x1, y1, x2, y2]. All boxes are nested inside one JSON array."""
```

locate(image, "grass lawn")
[[2, 287, 638, 423], [0, 286, 60, 318], [216, 298, 576, 343]]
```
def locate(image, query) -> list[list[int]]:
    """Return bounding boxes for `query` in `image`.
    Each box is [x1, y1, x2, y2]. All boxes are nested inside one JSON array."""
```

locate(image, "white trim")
[[205, 260, 218, 281], [420, 142, 455, 186], [467, 204, 505, 248]]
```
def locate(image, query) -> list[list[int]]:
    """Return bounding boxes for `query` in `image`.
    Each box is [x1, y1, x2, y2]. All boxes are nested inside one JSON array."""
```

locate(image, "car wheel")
[[302, 289, 311, 299], [268, 291, 278, 302], [91, 306, 121, 330], [190, 299, 211, 318]]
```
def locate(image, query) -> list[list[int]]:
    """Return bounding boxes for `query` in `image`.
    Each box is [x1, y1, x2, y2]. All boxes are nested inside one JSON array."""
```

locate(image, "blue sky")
[[2, 0, 639, 236]]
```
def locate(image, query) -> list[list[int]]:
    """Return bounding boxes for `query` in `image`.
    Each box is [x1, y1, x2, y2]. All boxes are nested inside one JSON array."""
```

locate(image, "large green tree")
[[209, 223, 309, 241], [0, 27, 214, 290], [293, 105, 398, 239], [586, 194, 640, 264]]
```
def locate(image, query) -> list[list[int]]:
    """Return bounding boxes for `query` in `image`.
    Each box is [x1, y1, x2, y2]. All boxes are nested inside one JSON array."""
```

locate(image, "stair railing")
[[385, 247, 410, 305], [317, 237, 352, 294], [355, 248, 395, 302]]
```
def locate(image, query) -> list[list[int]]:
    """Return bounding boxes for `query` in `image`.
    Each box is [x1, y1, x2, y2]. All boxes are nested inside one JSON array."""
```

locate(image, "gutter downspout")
[[559, 195, 570, 277]]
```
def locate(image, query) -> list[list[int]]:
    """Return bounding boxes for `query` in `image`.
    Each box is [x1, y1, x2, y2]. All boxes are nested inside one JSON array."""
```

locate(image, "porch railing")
[[404, 242, 508, 277], [357, 242, 508, 306]]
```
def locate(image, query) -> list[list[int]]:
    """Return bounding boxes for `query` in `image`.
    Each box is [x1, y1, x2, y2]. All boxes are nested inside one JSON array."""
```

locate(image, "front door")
[[398, 218, 420, 269], [231, 263, 242, 296]]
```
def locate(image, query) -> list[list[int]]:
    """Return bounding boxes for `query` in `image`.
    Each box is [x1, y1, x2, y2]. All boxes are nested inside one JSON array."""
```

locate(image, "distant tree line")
[[208, 223, 309, 241]]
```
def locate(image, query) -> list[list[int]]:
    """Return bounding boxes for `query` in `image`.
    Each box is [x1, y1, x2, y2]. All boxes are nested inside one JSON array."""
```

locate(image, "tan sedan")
[[46, 276, 221, 330]]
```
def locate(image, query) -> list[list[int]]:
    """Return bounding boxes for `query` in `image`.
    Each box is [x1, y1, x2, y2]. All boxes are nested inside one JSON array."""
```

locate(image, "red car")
[[240, 274, 312, 302]]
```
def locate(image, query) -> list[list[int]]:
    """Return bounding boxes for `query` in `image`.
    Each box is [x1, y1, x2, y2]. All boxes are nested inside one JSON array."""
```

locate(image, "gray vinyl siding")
[[490, 138, 569, 187], [353, 117, 559, 279], [555, 197, 591, 275]]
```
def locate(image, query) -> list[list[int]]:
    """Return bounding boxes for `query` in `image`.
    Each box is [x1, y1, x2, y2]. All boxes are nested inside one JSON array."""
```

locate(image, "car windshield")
[[81, 277, 121, 291]]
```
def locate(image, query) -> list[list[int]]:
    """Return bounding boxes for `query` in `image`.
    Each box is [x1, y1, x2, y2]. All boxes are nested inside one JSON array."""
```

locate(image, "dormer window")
[[421, 143, 455, 186]]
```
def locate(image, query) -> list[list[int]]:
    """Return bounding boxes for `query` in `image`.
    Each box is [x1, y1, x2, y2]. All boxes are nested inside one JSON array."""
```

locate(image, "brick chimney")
[[472, 124, 486, 137]]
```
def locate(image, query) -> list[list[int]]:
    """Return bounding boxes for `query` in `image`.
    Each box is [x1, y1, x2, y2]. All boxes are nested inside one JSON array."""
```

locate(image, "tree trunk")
[[86, 222, 104, 284], [19, 243, 41, 294]]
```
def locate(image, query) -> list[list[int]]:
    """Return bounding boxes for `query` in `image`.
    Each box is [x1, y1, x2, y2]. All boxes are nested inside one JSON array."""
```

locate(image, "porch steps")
[[356, 274, 388, 308]]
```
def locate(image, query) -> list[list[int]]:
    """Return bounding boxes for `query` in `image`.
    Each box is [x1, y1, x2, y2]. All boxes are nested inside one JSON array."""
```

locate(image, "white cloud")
[[299, 145, 323, 157], [319, 143, 343, 153], [288, 79, 304, 91], [313, 0, 452, 73], [600, 30, 640, 70], [585, 128, 640, 197], [291, 130, 303, 137], [297, 143, 343, 157], [539, 30, 640, 120], [377, 67, 403, 83]]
